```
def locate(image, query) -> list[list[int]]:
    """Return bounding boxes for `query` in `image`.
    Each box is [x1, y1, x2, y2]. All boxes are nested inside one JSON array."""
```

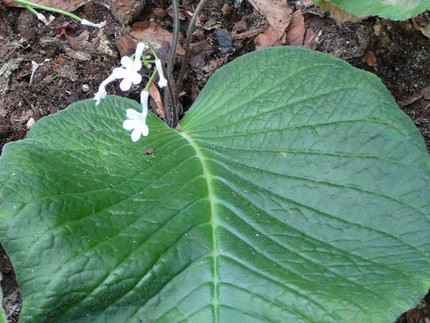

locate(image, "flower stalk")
[[12, 0, 105, 28]]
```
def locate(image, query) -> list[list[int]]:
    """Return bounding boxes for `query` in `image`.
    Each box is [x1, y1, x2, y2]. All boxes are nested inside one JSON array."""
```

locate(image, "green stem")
[[21, 3, 39, 17], [12, 0, 82, 21], [139, 39, 177, 127], [143, 68, 159, 92]]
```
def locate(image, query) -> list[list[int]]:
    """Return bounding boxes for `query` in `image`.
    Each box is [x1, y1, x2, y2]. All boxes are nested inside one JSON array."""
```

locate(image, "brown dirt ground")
[[0, 0, 429, 322]]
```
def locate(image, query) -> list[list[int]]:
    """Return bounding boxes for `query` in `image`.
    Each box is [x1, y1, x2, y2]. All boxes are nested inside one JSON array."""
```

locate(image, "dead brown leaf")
[[303, 28, 317, 49], [190, 40, 213, 69], [115, 35, 137, 57], [286, 9, 305, 46], [399, 86, 430, 108], [149, 82, 165, 119], [254, 25, 285, 49], [317, 0, 363, 23], [247, 0, 292, 38], [373, 19, 382, 36], [362, 51, 377, 67], [202, 18, 222, 31], [234, 26, 268, 40], [166, 5, 191, 20], [110, 0, 145, 24], [233, 17, 248, 33], [413, 12, 430, 39], [3, 0, 86, 12], [65, 30, 98, 53], [129, 22, 185, 56]]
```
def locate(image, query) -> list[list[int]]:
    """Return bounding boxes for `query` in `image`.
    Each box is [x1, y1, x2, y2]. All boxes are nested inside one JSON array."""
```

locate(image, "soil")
[[0, 0, 429, 322]]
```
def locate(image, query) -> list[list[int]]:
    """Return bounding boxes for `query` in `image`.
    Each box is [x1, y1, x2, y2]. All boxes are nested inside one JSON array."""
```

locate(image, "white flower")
[[81, 19, 106, 29], [94, 73, 117, 105], [94, 43, 148, 105], [139, 89, 150, 116], [114, 56, 143, 91], [37, 13, 55, 25], [122, 90, 149, 142], [135, 42, 147, 62], [154, 59, 168, 88]]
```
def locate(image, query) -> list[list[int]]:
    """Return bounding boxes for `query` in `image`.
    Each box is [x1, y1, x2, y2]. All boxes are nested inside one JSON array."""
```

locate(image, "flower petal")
[[126, 108, 140, 119], [94, 90, 106, 105], [121, 56, 134, 69], [158, 77, 168, 88], [122, 119, 136, 131], [131, 60, 142, 72], [140, 123, 149, 137], [131, 73, 142, 85], [112, 67, 128, 79], [140, 90, 149, 112], [134, 42, 147, 62], [155, 59, 167, 88], [131, 128, 141, 142], [81, 19, 106, 28], [120, 78, 133, 91]]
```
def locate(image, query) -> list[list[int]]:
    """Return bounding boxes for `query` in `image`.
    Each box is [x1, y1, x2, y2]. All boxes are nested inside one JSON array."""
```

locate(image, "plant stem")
[[162, 0, 180, 128], [175, 0, 209, 103], [12, 0, 82, 21], [143, 68, 158, 91], [21, 3, 39, 17], [168, 0, 179, 88]]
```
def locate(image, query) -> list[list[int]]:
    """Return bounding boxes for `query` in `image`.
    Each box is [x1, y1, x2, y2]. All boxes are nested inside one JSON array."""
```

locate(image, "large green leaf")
[[312, 0, 430, 20], [0, 47, 429, 322]]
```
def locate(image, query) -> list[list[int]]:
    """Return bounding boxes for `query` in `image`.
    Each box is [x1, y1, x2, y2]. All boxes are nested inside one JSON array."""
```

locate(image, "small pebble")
[[26, 117, 35, 129], [82, 84, 90, 92], [214, 29, 233, 48]]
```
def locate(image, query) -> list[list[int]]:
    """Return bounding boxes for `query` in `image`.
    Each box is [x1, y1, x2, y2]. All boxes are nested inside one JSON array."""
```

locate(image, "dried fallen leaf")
[[166, 5, 190, 20], [247, 0, 292, 38], [399, 86, 430, 108], [412, 12, 430, 39], [190, 40, 213, 69], [234, 26, 268, 40], [149, 82, 165, 119], [129, 22, 185, 56], [362, 51, 377, 67], [65, 30, 98, 53], [202, 18, 222, 31], [373, 19, 382, 36], [3, 0, 86, 12], [303, 27, 317, 49], [233, 17, 248, 33], [316, 0, 363, 23], [254, 25, 285, 49], [285, 9, 305, 46], [115, 35, 138, 57], [110, 0, 145, 24]]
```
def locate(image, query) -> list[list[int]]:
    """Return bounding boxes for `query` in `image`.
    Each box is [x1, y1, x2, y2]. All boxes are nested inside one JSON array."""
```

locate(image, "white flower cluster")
[[94, 42, 168, 142]]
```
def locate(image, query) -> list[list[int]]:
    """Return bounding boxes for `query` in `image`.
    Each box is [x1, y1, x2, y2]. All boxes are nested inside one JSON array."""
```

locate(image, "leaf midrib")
[[180, 131, 220, 321]]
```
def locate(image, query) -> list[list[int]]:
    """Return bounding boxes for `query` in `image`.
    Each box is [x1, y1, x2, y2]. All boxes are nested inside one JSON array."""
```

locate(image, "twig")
[[175, 0, 209, 103], [164, 0, 180, 128], [168, 0, 179, 86]]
